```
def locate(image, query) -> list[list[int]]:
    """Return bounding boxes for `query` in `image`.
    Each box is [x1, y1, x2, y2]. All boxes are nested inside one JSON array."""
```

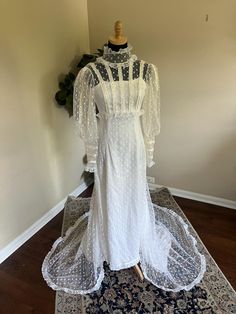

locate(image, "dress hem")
[[108, 257, 141, 271], [41, 196, 207, 295]]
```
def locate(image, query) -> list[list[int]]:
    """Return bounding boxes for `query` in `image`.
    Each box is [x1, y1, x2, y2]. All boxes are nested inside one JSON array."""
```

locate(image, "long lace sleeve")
[[141, 63, 161, 168], [73, 66, 98, 173]]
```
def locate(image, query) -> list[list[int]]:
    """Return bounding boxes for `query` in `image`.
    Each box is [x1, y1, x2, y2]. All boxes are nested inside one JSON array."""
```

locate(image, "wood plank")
[[174, 195, 236, 289]]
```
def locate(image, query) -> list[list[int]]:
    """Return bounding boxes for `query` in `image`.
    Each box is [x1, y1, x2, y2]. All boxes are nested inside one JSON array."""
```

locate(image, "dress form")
[[106, 20, 144, 282]]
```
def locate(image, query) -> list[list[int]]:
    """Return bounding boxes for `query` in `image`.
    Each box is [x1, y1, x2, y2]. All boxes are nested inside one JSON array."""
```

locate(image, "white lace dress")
[[41, 43, 206, 294]]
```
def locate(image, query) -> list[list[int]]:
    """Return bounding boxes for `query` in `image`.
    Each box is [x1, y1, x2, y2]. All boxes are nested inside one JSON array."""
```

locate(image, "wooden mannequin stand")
[[133, 262, 144, 282], [108, 20, 144, 283]]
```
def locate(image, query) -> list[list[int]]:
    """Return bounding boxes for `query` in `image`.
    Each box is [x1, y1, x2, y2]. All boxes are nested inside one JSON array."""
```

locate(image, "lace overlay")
[[73, 42, 160, 170], [99, 42, 133, 64], [41, 43, 206, 294]]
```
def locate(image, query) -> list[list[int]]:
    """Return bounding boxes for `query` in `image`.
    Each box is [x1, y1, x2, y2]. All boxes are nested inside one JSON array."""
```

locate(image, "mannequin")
[[105, 20, 144, 282], [108, 20, 128, 47]]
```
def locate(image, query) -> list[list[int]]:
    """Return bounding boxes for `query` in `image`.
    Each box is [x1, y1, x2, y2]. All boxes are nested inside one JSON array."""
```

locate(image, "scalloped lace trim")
[[149, 203, 207, 292]]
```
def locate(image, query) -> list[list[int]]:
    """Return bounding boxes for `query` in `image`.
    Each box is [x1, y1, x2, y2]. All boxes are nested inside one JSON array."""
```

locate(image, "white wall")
[[1, 0, 236, 254], [0, 0, 90, 250], [87, 0, 236, 201]]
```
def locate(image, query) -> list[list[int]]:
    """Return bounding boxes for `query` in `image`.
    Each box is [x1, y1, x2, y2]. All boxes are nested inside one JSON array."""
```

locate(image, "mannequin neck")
[[107, 40, 128, 52]]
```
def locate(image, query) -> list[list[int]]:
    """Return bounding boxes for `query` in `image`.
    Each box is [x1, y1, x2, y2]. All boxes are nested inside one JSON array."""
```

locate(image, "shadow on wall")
[[162, 133, 236, 201]]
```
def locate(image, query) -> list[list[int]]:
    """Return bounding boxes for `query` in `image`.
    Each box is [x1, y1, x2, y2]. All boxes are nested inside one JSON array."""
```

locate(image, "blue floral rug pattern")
[[55, 187, 236, 314]]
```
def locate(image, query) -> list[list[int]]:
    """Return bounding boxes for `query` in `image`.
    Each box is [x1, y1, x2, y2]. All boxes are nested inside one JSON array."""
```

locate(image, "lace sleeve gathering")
[[141, 63, 161, 168], [73, 66, 98, 173]]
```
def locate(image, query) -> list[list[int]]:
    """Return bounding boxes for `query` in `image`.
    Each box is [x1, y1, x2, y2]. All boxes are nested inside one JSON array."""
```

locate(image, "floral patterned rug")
[[55, 186, 236, 314]]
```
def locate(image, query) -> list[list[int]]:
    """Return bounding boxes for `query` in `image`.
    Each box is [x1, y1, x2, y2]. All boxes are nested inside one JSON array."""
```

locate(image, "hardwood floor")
[[174, 195, 236, 290], [0, 184, 235, 313]]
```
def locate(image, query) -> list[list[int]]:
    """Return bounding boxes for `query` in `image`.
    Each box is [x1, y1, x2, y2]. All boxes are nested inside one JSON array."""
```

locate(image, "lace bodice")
[[73, 43, 161, 172]]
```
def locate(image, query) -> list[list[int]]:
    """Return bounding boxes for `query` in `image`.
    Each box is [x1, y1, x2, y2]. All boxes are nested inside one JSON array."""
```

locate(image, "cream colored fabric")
[[41, 43, 206, 294]]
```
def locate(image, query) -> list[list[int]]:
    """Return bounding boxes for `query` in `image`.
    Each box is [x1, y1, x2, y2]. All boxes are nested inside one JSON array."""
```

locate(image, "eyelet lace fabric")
[[41, 43, 206, 294]]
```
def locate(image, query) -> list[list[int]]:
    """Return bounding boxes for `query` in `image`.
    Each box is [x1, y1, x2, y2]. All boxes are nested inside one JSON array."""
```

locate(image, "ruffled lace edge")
[[84, 164, 96, 173], [41, 211, 106, 295], [102, 42, 133, 55], [97, 41, 136, 67], [140, 255, 206, 293], [147, 203, 207, 292], [41, 196, 206, 294], [147, 159, 155, 168]]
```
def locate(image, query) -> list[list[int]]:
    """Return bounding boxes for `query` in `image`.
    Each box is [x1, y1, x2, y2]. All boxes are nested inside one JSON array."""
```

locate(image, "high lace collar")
[[96, 42, 137, 67]]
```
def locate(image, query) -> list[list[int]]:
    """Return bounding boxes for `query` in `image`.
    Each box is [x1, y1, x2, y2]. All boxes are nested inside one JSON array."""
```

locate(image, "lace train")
[[41, 185, 206, 295]]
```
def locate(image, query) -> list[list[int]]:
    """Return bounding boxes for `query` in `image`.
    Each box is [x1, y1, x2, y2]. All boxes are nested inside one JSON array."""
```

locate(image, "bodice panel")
[[88, 57, 147, 117], [73, 46, 161, 172]]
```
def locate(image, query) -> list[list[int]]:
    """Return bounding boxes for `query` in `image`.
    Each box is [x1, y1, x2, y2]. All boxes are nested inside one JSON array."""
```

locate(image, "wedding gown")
[[41, 43, 206, 294]]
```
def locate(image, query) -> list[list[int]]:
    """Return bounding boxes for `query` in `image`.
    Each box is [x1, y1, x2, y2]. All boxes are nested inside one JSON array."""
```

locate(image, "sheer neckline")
[[96, 42, 137, 68]]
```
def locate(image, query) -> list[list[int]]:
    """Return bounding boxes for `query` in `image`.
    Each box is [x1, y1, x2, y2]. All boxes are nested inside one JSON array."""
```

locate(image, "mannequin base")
[[133, 262, 144, 282]]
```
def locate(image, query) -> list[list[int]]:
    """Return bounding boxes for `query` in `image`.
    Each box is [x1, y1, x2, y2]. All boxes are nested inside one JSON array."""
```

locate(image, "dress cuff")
[[84, 161, 96, 173], [147, 159, 155, 168]]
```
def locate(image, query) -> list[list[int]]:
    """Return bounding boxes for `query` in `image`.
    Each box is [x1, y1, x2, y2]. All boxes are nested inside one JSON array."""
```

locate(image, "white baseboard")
[[1, 179, 235, 264], [149, 183, 236, 210], [0, 178, 93, 264]]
